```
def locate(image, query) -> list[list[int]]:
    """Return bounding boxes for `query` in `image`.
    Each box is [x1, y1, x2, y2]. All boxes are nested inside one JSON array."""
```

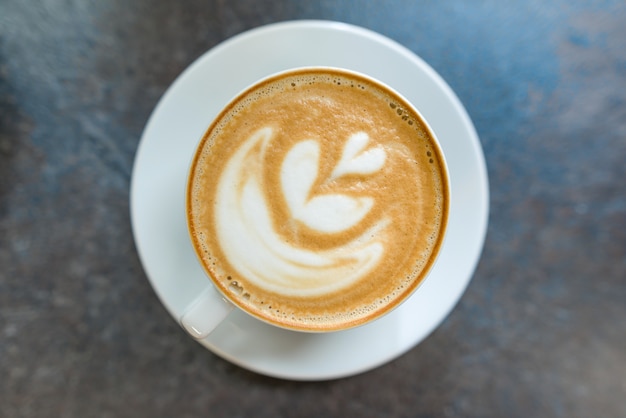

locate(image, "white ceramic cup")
[[179, 67, 449, 339]]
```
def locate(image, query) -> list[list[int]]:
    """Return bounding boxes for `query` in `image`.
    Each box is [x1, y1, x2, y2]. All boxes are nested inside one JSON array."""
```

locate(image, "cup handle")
[[180, 286, 235, 339]]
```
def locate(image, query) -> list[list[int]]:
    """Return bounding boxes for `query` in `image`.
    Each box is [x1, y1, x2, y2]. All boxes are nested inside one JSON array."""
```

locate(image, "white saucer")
[[130, 20, 489, 381]]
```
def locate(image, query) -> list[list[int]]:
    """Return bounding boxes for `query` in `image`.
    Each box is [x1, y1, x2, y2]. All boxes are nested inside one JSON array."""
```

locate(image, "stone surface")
[[1, 1, 625, 417]]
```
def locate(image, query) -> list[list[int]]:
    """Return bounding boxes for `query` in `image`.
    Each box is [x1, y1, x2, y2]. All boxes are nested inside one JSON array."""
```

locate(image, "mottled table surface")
[[1, 1, 625, 417]]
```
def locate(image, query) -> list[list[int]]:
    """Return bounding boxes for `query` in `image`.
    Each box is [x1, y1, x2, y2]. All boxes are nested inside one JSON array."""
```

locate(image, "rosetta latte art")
[[215, 127, 390, 297]]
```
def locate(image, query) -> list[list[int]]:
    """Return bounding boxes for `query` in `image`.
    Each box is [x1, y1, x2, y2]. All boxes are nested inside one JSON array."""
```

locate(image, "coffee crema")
[[187, 68, 449, 332]]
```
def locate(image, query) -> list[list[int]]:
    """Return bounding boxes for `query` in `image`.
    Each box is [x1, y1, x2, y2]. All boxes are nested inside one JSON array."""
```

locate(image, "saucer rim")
[[130, 19, 489, 381]]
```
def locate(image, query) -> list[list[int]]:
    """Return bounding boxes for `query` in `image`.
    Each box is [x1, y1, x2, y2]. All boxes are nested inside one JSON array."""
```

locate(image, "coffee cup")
[[180, 67, 449, 339]]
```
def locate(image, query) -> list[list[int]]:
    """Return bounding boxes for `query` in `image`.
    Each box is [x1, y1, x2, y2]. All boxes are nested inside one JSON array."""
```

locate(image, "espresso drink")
[[187, 68, 449, 331]]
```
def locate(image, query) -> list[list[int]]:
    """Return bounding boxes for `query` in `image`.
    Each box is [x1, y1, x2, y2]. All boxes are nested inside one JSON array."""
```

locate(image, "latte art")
[[187, 68, 449, 331], [216, 127, 388, 297]]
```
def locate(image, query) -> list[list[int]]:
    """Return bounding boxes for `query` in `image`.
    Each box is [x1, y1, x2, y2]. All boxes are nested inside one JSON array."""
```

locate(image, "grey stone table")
[[1, 1, 624, 417]]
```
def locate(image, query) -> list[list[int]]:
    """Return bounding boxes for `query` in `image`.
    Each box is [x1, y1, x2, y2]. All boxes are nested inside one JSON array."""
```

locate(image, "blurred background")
[[1, 1, 625, 417]]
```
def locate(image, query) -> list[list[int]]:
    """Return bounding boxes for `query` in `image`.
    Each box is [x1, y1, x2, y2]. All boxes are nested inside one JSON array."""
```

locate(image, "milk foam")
[[216, 127, 388, 296], [187, 68, 449, 331]]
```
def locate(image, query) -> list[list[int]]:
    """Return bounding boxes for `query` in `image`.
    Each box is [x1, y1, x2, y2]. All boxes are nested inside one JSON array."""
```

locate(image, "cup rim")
[[184, 66, 450, 333]]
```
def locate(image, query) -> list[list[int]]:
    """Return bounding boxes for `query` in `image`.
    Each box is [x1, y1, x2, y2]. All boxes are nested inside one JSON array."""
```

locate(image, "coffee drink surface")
[[187, 68, 449, 331]]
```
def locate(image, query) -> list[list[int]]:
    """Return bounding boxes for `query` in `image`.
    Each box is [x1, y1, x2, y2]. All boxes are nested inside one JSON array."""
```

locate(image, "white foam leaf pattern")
[[331, 131, 386, 179], [281, 139, 376, 233], [215, 127, 388, 296]]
